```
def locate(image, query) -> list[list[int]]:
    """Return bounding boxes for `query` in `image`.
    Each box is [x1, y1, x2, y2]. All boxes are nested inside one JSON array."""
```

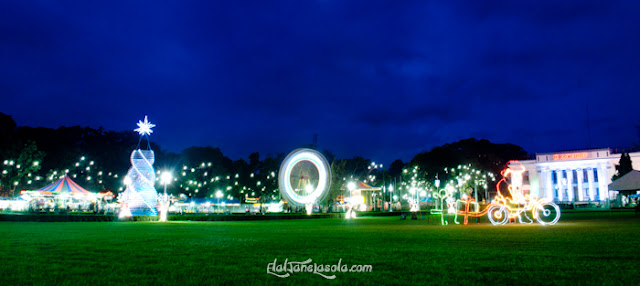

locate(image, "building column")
[[555, 170, 563, 201], [567, 169, 574, 202], [545, 170, 554, 201], [587, 168, 596, 200], [597, 165, 607, 201], [577, 169, 584, 201]]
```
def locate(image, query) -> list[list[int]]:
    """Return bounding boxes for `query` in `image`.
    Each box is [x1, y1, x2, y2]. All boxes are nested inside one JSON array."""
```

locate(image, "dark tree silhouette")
[[612, 152, 633, 181]]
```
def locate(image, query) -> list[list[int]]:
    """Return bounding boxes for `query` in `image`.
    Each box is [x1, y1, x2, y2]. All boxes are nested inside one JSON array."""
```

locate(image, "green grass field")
[[1, 212, 639, 285]]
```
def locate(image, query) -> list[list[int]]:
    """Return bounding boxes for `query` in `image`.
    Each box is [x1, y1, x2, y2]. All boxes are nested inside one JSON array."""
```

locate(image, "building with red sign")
[[509, 149, 640, 206]]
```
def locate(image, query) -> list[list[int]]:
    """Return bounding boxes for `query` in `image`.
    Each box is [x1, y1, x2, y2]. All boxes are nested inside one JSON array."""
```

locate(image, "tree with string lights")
[[0, 141, 45, 197]]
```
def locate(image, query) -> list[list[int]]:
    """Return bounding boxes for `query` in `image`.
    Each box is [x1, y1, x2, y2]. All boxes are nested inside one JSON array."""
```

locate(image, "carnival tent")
[[356, 181, 382, 191], [349, 181, 383, 211], [33, 175, 92, 196]]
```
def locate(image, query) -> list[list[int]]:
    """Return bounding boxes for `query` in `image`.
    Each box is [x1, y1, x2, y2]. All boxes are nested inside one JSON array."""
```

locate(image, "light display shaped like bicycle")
[[483, 194, 561, 225], [444, 161, 561, 226]]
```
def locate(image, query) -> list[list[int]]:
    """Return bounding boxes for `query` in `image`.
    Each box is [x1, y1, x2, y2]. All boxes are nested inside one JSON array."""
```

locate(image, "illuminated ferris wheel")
[[278, 148, 332, 207]]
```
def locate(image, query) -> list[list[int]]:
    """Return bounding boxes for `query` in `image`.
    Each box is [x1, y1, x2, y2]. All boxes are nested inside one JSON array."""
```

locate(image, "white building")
[[509, 149, 640, 205]]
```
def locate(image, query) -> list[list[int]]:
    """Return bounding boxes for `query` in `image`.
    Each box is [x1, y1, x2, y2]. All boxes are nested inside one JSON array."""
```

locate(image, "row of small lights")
[[2, 156, 279, 200], [159, 161, 280, 201], [368, 164, 499, 203], [10, 156, 496, 204]]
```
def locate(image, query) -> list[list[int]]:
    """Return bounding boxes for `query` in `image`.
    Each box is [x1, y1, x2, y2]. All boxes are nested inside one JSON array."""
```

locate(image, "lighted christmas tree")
[[120, 116, 158, 217]]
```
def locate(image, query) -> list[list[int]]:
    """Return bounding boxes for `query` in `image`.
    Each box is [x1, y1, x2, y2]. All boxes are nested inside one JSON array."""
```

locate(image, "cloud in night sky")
[[1, 0, 639, 165]]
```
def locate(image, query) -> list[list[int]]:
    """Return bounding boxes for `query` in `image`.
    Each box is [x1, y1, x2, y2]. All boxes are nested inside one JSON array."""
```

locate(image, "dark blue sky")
[[1, 1, 639, 165]]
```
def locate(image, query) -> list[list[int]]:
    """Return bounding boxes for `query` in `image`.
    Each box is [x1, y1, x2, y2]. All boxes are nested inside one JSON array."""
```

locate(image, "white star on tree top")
[[134, 116, 155, 136]]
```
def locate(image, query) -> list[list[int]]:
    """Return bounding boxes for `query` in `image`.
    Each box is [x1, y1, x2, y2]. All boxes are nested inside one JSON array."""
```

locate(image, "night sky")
[[1, 1, 639, 165]]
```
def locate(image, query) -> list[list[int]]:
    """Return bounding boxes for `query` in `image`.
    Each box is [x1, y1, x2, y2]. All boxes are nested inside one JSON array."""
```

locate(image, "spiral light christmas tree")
[[121, 116, 158, 216]]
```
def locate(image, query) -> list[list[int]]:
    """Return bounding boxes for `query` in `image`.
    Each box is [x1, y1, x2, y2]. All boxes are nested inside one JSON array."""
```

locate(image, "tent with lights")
[[20, 175, 97, 213], [608, 170, 640, 206], [355, 181, 382, 191], [349, 181, 382, 211], [32, 175, 93, 196]]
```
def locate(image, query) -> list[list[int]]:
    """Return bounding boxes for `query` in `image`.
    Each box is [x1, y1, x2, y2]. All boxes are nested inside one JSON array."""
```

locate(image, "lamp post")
[[366, 162, 382, 179], [347, 182, 356, 218], [383, 185, 386, 210], [409, 187, 416, 211], [215, 190, 223, 213], [477, 178, 486, 202], [389, 184, 394, 212], [434, 177, 441, 211], [348, 181, 356, 208], [159, 172, 172, 222], [372, 192, 377, 211], [161, 172, 172, 196], [348, 181, 356, 198], [474, 180, 478, 203], [365, 162, 382, 209]]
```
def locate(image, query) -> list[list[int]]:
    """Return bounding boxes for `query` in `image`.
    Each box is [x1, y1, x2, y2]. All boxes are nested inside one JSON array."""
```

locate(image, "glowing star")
[[134, 116, 155, 136]]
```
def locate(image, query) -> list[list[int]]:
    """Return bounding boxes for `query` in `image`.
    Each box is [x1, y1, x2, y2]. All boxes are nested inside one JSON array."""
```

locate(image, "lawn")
[[0, 212, 639, 285]]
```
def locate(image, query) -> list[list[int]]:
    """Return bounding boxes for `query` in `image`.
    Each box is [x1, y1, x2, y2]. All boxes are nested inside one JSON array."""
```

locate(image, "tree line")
[[0, 113, 530, 203]]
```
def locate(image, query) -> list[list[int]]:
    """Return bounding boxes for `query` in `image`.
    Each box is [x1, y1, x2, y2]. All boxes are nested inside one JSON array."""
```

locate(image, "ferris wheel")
[[278, 148, 332, 207]]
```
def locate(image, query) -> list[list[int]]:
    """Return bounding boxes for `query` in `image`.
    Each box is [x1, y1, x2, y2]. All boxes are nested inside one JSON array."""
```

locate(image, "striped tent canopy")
[[33, 175, 92, 196], [356, 181, 382, 190]]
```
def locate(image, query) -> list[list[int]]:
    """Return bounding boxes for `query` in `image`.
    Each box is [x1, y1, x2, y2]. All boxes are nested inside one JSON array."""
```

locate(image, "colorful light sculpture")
[[488, 161, 561, 225], [278, 148, 331, 213], [438, 160, 561, 226], [430, 189, 450, 225], [120, 116, 158, 217], [454, 195, 480, 225]]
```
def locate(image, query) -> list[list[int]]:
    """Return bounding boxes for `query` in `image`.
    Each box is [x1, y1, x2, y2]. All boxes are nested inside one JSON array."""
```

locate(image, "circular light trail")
[[278, 148, 332, 207]]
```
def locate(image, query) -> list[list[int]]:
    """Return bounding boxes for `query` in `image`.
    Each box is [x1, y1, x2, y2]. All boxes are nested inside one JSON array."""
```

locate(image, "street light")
[[347, 181, 356, 206], [348, 181, 356, 194], [372, 192, 377, 211], [124, 175, 132, 186], [346, 182, 356, 219], [216, 190, 223, 213], [159, 172, 172, 222], [161, 172, 172, 196], [389, 184, 394, 212]]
